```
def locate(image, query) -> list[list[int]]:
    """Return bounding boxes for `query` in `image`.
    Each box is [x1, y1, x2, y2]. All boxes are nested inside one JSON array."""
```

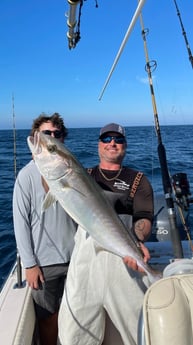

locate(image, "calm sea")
[[0, 125, 193, 290]]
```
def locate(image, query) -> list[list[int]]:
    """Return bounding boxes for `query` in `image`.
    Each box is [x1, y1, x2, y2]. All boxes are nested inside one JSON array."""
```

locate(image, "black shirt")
[[87, 166, 154, 224]]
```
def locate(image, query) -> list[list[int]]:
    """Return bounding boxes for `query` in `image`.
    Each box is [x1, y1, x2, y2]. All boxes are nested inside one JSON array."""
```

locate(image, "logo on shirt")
[[113, 179, 130, 191]]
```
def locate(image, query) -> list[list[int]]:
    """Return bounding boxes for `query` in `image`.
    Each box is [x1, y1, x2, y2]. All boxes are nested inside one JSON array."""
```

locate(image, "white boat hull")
[[0, 264, 36, 345]]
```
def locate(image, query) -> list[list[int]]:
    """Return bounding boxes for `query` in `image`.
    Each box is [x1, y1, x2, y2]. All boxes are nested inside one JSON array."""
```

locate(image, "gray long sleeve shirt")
[[13, 160, 77, 268]]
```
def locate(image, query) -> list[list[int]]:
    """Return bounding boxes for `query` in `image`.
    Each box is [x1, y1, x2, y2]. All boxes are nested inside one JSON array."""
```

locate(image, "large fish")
[[27, 131, 162, 283]]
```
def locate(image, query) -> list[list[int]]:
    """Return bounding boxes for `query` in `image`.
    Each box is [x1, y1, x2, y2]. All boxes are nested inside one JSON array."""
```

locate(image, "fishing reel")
[[172, 172, 192, 211]]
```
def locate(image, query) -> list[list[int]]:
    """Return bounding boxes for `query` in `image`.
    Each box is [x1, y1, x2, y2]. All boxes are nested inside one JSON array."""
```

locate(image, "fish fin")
[[61, 184, 88, 198], [42, 192, 56, 211]]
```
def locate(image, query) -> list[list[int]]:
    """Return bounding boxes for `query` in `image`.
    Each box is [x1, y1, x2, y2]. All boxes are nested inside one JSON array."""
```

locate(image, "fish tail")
[[147, 271, 163, 285]]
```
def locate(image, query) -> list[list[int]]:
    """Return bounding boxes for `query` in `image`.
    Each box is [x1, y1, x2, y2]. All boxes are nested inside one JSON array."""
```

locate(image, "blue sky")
[[0, 0, 193, 129]]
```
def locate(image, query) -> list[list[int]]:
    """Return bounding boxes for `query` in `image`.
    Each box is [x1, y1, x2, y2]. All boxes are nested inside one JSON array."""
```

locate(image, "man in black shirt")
[[59, 123, 154, 345]]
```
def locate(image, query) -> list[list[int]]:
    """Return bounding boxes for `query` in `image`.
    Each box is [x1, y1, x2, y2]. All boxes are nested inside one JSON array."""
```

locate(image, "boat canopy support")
[[66, 0, 82, 49], [65, 0, 99, 49]]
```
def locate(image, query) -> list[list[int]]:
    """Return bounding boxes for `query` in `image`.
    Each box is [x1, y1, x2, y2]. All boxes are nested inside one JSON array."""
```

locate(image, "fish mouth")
[[27, 131, 42, 155]]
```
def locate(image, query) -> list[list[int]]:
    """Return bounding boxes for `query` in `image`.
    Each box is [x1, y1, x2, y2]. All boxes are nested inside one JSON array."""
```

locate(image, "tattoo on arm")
[[135, 219, 145, 231], [134, 219, 150, 242]]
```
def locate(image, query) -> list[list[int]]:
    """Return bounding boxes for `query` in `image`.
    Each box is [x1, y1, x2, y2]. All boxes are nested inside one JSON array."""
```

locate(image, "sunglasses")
[[100, 136, 126, 144], [41, 130, 63, 139]]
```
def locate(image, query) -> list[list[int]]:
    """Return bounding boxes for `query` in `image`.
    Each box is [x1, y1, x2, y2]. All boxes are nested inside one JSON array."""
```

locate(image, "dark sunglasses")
[[41, 130, 63, 139], [100, 136, 126, 144]]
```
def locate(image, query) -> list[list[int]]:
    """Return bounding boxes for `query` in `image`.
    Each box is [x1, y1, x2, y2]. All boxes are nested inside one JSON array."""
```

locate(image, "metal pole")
[[66, 0, 81, 49]]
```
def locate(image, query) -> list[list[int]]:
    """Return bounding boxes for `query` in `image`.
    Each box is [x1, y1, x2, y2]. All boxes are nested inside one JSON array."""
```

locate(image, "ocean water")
[[0, 125, 193, 290]]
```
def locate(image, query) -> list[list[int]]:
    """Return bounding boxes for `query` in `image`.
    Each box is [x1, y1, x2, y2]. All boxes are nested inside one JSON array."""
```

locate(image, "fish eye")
[[47, 144, 57, 153]]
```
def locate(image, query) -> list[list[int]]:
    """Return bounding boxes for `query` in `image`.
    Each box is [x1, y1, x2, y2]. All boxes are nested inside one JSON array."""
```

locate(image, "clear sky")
[[0, 0, 193, 129]]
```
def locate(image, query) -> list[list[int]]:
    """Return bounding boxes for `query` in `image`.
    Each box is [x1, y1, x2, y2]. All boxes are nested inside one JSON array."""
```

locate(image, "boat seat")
[[138, 271, 193, 345]]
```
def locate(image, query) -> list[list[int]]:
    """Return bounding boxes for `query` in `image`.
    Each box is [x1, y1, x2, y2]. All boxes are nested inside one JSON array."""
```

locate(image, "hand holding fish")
[[123, 242, 150, 272]]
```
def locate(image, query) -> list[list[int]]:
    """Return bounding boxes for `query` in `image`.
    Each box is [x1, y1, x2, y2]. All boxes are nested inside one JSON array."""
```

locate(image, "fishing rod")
[[12, 94, 23, 288], [172, 172, 193, 248], [173, 0, 193, 69], [138, 11, 184, 258], [12, 94, 17, 181]]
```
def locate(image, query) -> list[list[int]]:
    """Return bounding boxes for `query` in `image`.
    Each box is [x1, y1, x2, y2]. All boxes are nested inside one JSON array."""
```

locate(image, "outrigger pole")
[[98, 0, 147, 101], [139, 11, 183, 258], [173, 0, 193, 69]]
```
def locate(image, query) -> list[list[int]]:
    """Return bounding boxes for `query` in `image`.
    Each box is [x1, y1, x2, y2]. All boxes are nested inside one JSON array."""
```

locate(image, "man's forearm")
[[134, 218, 152, 242]]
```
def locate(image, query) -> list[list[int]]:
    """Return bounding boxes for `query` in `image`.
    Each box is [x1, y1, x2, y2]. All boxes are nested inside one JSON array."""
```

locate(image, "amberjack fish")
[[27, 131, 162, 283]]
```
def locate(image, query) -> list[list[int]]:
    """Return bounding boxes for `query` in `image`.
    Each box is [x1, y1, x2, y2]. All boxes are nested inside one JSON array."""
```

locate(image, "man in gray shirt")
[[13, 113, 77, 345]]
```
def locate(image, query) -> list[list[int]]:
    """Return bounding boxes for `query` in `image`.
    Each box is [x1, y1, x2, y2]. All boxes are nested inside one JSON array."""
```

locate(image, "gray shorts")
[[32, 263, 69, 319]]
